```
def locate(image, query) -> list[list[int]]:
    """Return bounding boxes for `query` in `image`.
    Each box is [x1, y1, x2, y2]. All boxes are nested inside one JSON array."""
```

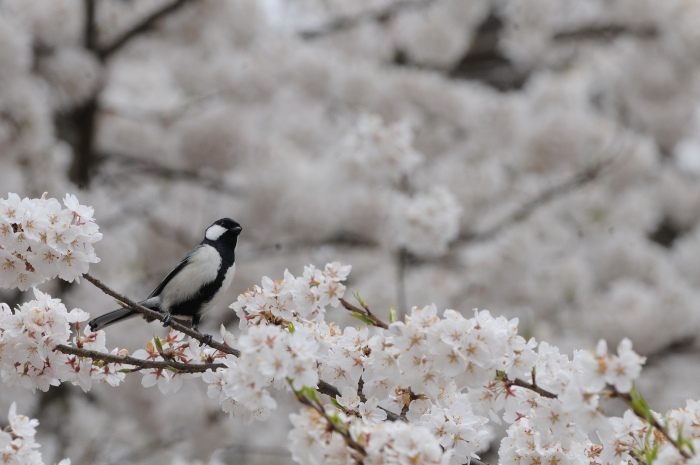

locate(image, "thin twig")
[[395, 248, 408, 321], [98, 0, 195, 60], [509, 375, 692, 460], [510, 377, 557, 399], [617, 392, 692, 460], [292, 386, 366, 457], [459, 160, 612, 244], [339, 298, 389, 330], [54, 344, 224, 373], [299, 0, 435, 39], [83, 273, 240, 357], [98, 151, 242, 197], [554, 24, 657, 42]]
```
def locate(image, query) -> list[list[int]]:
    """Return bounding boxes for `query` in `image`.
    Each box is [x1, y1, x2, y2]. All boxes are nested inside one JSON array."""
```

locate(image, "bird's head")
[[204, 218, 242, 245]]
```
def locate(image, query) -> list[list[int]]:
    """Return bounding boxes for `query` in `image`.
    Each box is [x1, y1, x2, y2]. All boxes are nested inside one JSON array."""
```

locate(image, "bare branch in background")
[[66, 0, 99, 187], [553, 23, 657, 42], [98, 151, 243, 197], [98, 0, 196, 60], [65, 0, 197, 187], [299, 0, 435, 40], [458, 159, 612, 245]]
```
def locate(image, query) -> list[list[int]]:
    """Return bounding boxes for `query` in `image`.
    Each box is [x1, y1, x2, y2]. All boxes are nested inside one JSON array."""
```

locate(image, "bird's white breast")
[[161, 245, 221, 311], [206, 262, 236, 311]]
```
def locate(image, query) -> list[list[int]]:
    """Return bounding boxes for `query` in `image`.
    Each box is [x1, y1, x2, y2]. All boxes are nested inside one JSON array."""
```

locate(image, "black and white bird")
[[88, 218, 242, 332]]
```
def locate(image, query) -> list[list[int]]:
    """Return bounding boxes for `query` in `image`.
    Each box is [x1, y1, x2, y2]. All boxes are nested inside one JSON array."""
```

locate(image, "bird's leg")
[[161, 314, 172, 327], [191, 315, 213, 345]]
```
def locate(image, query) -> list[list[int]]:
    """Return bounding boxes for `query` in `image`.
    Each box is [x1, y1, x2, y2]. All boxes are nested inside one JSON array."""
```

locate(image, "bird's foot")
[[202, 334, 213, 345], [161, 314, 172, 327]]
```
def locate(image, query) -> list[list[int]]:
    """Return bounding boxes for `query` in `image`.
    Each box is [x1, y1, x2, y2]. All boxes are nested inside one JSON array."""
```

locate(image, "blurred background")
[[2, 0, 700, 463]]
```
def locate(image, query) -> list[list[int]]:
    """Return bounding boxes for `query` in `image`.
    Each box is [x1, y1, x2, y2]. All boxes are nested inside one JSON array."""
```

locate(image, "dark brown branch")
[[84, 0, 97, 50], [98, 0, 195, 60], [300, 0, 435, 40], [510, 377, 557, 399], [55, 344, 224, 373], [459, 159, 611, 244], [83, 273, 240, 357]]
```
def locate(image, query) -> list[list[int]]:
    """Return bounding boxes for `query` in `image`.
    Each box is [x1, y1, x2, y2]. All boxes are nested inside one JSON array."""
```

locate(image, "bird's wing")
[[147, 245, 201, 299]]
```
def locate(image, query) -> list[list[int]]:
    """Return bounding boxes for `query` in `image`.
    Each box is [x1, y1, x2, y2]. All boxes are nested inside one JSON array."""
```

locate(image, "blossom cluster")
[[213, 264, 657, 465], [133, 329, 225, 394], [231, 262, 352, 325], [388, 186, 463, 257], [337, 115, 462, 258], [0, 193, 102, 290], [337, 113, 423, 184], [201, 263, 352, 421], [0, 287, 125, 392], [289, 407, 452, 465], [0, 403, 70, 465], [203, 323, 320, 422], [0, 253, 690, 465]]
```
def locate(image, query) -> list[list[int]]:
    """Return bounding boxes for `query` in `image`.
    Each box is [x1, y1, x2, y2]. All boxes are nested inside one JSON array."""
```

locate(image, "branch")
[[292, 385, 366, 458], [459, 159, 611, 244], [83, 273, 399, 422], [98, 0, 195, 60], [299, 0, 435, 40], [553, 23, 657, 42], [97, 151, 242, 197], [84, 0, 97, 51], [82, 273, 240, 357], [509, 377, 557, 399], [54, 344, 224, 373], [339, 298, 389, 330], [509, 375, 692, 460], [617, 392, 692, 460]]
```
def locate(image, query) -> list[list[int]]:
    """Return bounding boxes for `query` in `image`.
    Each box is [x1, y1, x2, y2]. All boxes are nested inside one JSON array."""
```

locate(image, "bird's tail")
[[88, 307, 138, 331]]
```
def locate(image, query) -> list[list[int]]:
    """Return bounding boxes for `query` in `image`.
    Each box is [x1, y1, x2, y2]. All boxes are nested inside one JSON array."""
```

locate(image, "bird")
[[88, 218, 242, 333]]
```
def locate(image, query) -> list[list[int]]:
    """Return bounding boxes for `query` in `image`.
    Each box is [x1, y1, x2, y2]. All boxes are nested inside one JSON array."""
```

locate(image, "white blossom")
[[0, 402, 70, 465], [388, 187, 462, 258], [0, 193, 102, 290]]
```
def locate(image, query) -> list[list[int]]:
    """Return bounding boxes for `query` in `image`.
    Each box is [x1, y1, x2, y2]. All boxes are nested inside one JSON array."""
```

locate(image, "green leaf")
[[389, 306, 398, 323], [288, 380, 319, 401], [326, 411, 348, 433], [330, 396, 343, 410], [288, 322, 295, 333], [644, 442, 659, 465], [349, 312, 375, 326], [153, 335, 163, 353], [629, 385, 653, 422], [352, 289, 367, 309], [299, 386, 320, 403]]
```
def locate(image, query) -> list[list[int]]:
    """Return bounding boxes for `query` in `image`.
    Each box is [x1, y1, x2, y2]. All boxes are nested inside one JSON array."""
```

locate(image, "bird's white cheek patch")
[[206, 224, 227, 241], [161, 245, 221, 311]]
